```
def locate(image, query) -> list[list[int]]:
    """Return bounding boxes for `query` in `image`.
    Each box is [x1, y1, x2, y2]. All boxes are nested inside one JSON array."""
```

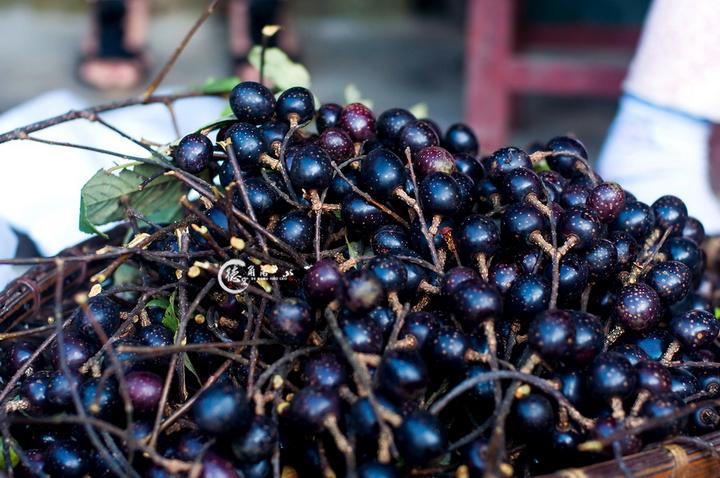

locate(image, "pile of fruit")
[[2, 81, 719, 478]]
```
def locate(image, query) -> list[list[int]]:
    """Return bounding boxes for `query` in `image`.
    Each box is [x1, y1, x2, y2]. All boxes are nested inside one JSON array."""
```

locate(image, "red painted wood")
[[464, 0, 515, 152], [519, 24, 641, 50], [505, 56, 625, 95], [464, 0, 639, 152]]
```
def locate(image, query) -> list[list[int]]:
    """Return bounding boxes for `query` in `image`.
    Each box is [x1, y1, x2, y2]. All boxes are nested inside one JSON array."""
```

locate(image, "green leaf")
[[195, 113, 237, 134], [344, 234, 362, 259], [343, 84, 373, 110], [113, 263, 139, 286], [247, 46, 311, 92], [0, 441, 19, 469], [162, 291, 179, 333], [146, 297, 170, 310], [533, 159, 551, 173], [79, 163, 186, 236], [183, 354, 201, 384], [714, 307, 720, 319], [408, 102, 428, 119], [79, 195, 106, 238], [201, 76, 240, 94]]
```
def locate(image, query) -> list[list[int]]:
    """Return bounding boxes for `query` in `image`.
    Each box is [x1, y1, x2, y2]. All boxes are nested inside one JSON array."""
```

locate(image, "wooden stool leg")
[[464, 0, 515, 152]]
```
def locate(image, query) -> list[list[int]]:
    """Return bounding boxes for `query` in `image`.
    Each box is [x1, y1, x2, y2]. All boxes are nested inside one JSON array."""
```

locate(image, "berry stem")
[[330, 163, 410, 229], [604, 325, 625, 349], [611, 396, 626, 421], [661, 340, 682, 365], [323, 415, 357, 478], [526, 193, 552, 218], [476, 253, 489, 282], [403, 147, 442, 270], [629, 389, 651, 417]]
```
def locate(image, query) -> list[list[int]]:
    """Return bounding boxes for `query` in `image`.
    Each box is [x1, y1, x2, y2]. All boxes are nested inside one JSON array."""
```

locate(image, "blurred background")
[[0, 0, 654, 158]]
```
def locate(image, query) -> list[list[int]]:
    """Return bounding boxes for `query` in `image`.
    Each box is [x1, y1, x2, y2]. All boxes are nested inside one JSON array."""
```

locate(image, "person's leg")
[[599, 95, 720, 233], [78, 0, 149, 91], [228, 0, 298, 81], [597, 0, 720, 232]]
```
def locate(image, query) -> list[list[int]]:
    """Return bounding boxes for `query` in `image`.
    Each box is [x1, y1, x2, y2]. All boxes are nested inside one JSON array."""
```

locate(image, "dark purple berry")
[[652, 195, 688, 235], [586, 182, 625, 223], [399, 120, 439, 154], [614, 283, 662, 331], [378, 349, 428, 401], [586, 352, 637, 400], [419, 172, 461, 216], [670, 309, 720, 350], [545, 136, 587, 177], [125, 371, 163, 413], [510, 393, 554, 438], [192, 383, 250, 435], [227, 122, 265, 171], [640, 393, 687, 441], [71, 295, 120, 343], [175, 133, 213, 173], [414, 146, 455, 178], [609, 231, 638, 270], [486, 147, 532, 182], [288, 385, 340, 432], [584, 239, 618, 281], [341, 193, 389, 233], [528, 310, 575, 361], [276, 86, 315, 124], [50, 336, 94, 372], [394, 411, 447, 466], [302, 353, 347, 388], [377, 108, 416, 148], [46, 441, 89, 478], [275, 210, 313, 252], [79, 377, 120, 420], [611, 201, 655, 240], [318, 127, 354, 161], [304, 259, 343, 305], [682, 217, 705, 245], [635, 361, 672, 393], [559, 206, 602, 250], [506, 275, 550, 320], [229, 81, 276, 124], [342, 269, 384, 313], [268, 298, 313, 345], [644, 260, 692, 304], [443, 123, 479, 155], [231, 415, 278, 462], [360, 148, 406, 199], [316, 103, 342, 132], [501, 204, 547, 245], [289, 144, 332, 190], [571, 311, 603, 366], [456, 214, 500, 261], [451, 279, 503, 329], [338, 102, 376, 142]]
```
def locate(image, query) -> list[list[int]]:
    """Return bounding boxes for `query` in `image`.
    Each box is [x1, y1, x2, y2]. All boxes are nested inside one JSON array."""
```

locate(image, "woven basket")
[[2, 227, 720, 477], [0, 225, 129, 331], [540, 431, 720, 477]]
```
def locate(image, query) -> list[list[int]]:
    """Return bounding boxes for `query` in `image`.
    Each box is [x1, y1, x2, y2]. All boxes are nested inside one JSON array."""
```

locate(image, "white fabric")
[[624, 0, 720, 122], [0, 89, 226, 289], [0, 219, 19, 289], [0, 89, 226, 257], [598, 95, 720, 234]]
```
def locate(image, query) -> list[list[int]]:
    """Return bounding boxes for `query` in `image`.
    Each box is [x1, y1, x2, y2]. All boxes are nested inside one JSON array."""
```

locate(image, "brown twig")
[[142, 0, 223, 99]]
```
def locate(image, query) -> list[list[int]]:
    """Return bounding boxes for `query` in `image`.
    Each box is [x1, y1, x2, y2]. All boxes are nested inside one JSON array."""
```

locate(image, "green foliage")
[[344, 84, 373, 110], [248, 46, 311, 91], [79, 163, 185, 237]]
